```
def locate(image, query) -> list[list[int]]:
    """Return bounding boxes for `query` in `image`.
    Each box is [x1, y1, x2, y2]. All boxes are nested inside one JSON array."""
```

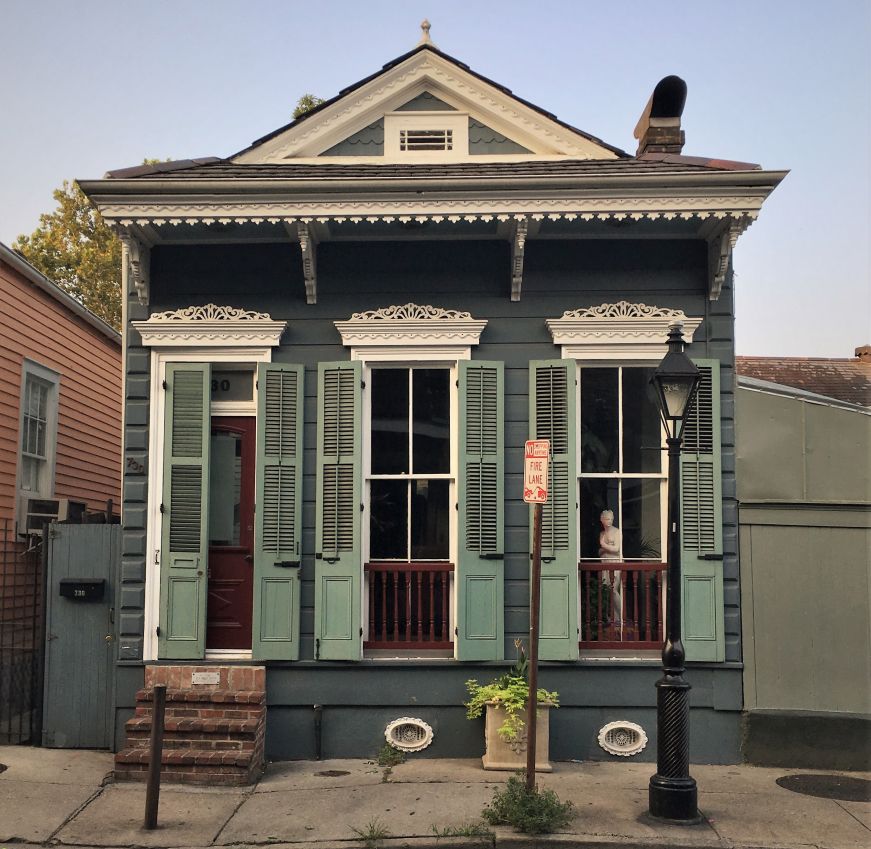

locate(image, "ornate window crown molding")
[[132, 303, 287, 348], [335, 303, 487, 351], [547, 300, 702, 361]]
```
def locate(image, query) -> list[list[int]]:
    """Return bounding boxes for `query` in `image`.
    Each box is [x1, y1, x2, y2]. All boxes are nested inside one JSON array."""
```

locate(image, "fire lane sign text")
[[523, 439, 550, 503]]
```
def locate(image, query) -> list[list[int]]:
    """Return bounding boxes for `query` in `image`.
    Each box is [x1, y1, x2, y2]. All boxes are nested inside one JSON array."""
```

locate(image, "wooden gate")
[[42, 524, 118, 748]]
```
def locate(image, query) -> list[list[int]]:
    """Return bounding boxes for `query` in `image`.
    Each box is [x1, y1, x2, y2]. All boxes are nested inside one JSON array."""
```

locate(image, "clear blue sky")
[[2, 0, 868, 357]]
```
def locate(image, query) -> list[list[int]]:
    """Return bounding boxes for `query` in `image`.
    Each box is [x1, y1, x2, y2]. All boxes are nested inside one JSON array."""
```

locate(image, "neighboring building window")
[[578, 366, 665, 562], [17, 361, 60, 523], [367, 366, 453, 561]]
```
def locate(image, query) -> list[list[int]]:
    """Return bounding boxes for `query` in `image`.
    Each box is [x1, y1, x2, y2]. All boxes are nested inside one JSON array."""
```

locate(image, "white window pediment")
[[335, 303, 487, 361], [132, 304, 287, 348], [546, 301, 702, 361]]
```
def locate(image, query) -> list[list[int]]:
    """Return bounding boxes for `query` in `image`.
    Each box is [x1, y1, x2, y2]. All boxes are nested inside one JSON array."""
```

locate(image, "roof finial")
[[418, 19, 436, 48]]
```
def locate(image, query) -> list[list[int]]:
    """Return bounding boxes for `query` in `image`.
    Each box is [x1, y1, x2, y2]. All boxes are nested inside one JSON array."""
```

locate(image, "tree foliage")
[[293, 93, 325, 119], [14, 181, 121, 329]]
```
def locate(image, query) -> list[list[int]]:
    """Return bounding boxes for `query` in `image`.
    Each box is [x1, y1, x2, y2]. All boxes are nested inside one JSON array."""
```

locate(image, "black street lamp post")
[[648, 321, 702, 824]]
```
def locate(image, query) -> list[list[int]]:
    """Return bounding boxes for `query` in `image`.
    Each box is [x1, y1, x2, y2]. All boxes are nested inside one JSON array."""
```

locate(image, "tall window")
[[17, 361, 60, 523], [578, 366, 665, 561], [368, 366, 452, 561]]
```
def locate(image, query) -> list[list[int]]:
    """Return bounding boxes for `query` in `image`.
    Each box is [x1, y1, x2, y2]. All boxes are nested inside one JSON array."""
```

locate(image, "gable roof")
[[231, 43, 626, 163], [736, 355, 871, 408]]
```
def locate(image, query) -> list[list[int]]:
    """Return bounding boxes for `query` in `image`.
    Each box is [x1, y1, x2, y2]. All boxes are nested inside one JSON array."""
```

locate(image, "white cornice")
[[547, 301, 702, 360], [132, 304, 287, 348], [234, 51, 614, 162], [335, 303, 487, 349]]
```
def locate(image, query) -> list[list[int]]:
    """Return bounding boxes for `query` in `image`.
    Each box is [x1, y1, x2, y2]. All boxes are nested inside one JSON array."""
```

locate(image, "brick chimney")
[[634, 75, 687, 156], [855, 344, 871, 362]]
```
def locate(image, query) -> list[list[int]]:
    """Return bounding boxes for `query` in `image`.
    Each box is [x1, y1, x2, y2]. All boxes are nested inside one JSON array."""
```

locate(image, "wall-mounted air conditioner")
[[24, 498, 87, 536]]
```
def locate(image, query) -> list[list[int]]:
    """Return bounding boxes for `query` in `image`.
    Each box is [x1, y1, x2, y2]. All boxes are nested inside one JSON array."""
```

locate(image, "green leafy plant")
[[482, 774, 574, 834], [376, 742, 406, 767], [464, 640, 558, 741], [350, 817, 390, 848]]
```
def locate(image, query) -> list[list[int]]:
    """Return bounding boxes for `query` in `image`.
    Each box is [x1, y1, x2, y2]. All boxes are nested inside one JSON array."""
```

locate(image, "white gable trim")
[[234, 51, 616, 163]]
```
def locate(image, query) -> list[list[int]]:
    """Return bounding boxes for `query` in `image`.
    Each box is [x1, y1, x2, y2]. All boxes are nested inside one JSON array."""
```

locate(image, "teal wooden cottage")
[[81, 29, 784, 782]]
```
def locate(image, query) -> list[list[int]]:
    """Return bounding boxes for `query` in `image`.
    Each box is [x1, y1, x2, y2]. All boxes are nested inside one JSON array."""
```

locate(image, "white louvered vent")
[[466, 463, 498, 553], [597, 721, 648, 757], [263, 467, 295, 553], [172, 371, 204, 458], [385, 717, 434, 752], [169, 466, 202, 552], [399, 128, 453, 151]]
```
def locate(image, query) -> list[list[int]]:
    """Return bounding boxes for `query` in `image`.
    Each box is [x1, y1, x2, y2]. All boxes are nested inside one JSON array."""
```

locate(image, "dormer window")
[[385, 112, 467, 158]]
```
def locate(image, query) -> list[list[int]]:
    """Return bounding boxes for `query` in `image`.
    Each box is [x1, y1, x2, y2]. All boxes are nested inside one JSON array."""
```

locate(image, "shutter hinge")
[[155, 626, 161, 637], [255, 379, 259, 389], [361, 503, 364, 512], [454, 627, 458, 636], [359, 627, 363, 637], [455, 380, 459, 387], [159, 503, 165, 514], [315, 638, 320, 661], [162, 380, 168, 390], [455, 502, 458, 511], [361, 380, 366, 389]]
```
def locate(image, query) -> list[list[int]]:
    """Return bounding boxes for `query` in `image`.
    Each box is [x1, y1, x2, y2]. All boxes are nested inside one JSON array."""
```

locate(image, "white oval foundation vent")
[[384, 717, 434, 752], [597, 721, 648, 757]]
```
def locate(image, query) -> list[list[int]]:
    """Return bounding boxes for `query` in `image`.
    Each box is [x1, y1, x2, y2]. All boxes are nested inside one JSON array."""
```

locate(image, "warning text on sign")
[[523, 439, 550, 504]]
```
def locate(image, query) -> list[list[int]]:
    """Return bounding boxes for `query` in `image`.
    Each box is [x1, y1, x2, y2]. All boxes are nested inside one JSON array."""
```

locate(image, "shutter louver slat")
[[169, 467, 203, 552], [172, 371, 205, 457], [262, 466, 295, 553], [683, 366, 714, 454], [322, 465, 354, 553]]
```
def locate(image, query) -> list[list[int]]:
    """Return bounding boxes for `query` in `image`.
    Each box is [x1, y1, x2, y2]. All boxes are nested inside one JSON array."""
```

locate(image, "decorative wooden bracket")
[[296, 222, 318, 305], [120, 233, 150, 305], [707, 220, 741, 301], [510, 217, 528, 302]]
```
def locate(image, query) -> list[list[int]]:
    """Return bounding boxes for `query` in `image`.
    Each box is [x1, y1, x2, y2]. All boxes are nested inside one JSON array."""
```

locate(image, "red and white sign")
[[523, 439, 550, 503]]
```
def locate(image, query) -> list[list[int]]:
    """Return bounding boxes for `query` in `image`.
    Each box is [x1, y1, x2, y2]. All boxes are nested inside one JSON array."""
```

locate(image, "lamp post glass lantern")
[[648, 322, 702, 824]]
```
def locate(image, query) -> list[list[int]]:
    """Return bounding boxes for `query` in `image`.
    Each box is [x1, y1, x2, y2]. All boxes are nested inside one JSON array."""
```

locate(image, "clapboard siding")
[[0, 257, 122, 527]]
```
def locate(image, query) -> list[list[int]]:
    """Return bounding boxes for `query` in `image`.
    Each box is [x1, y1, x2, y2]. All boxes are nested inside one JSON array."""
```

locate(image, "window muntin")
[[368, 366, 452, 561], [579, 366, 665, 562], [20, 377, 50, 492]]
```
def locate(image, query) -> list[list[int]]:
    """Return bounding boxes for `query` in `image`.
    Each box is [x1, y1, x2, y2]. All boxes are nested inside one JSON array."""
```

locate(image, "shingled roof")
[[736, 351, 871, 408]]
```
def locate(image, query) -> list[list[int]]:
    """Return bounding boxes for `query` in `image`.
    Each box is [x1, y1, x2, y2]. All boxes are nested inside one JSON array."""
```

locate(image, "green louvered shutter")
[[529, 360, 579, 661], [314, 361, 362, 660], [252, 364, 303, 660], [680, 359, 725, 661], [457, 361, 505, 661], [159, 363, 210, 659]]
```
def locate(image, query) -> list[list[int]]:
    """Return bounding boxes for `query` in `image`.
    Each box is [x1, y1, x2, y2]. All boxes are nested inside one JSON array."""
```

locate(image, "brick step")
[[116, 746, 255, 768], [113, 750, 260, 787], [122, 736, 255, 751], [125, 715, 261, 735], [135, 688, 265, 705]]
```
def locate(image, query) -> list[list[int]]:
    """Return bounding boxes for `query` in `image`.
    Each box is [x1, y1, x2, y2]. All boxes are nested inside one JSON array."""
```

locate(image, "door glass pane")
[[412, 369, 450, 473], [210, 370, 254, 402], [410, 479, 449, 559], [621, 479, 662, 560], [580, 368, 618, 472], [371, 369, 409, 474], [370, 479, 407, 559], [622, 368, 662, 473], [580, 478, 620, 560], [209, 431, 241, 546]]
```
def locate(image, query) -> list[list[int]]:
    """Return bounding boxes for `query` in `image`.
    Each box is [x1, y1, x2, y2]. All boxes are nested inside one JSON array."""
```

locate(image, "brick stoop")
[[114, 665, 266, 786]]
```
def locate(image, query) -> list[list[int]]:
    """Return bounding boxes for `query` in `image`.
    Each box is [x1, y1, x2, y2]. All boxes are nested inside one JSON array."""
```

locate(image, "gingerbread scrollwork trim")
[[336, 302, 486, 349], [148, 304, 272, 322]]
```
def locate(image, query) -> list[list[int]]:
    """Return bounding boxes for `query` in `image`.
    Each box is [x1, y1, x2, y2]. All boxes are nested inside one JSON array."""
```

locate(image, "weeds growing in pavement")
[[482, 774, 574, 834], [431, 820, 495, 842], [376, 743, 406, 767], [350, 817, 391, 848]]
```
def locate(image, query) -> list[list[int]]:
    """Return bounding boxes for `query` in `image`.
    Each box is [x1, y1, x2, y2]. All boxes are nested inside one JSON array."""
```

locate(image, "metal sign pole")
[[526, 500, 543, 791]]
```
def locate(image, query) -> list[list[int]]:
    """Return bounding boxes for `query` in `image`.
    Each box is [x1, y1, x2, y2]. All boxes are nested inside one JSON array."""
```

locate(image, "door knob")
[[244, 554, 253, 563]]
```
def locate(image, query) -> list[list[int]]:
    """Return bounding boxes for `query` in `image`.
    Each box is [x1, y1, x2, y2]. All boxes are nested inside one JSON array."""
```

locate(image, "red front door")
[[207, 417, 255, 650]]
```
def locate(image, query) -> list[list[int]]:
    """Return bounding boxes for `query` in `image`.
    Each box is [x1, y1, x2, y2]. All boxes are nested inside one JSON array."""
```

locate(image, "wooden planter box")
[[482, 702, 552, 772]]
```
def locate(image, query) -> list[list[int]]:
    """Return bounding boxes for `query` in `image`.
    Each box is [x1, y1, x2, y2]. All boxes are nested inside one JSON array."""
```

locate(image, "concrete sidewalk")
[[1, 746, 868, 849]]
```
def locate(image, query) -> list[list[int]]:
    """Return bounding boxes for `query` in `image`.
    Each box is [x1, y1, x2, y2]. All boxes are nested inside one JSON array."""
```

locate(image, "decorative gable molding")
[[132, 304, 287, 348], [234, 50, 616, 163], [335, 303, 487, 356], [547, 301, 702, 360]]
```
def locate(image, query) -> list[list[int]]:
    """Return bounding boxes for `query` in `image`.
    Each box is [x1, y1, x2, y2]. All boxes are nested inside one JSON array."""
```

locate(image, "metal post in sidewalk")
[[144, 684, 167, 829], [525, 500, 543, 792]]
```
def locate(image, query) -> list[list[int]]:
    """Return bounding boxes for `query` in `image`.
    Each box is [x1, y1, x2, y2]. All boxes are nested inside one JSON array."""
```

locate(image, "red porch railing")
[[579, 561, 666, 650], [364, 562, 453, 650]]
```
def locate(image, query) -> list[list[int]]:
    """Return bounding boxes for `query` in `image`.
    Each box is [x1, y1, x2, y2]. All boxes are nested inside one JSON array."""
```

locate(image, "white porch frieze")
[[132, 304, 287, 348]]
